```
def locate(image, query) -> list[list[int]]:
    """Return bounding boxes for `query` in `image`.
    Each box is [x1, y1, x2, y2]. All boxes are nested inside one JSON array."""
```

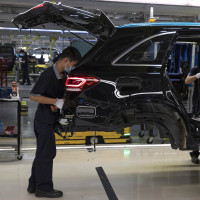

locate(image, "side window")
[[116, 33, 175, 65]]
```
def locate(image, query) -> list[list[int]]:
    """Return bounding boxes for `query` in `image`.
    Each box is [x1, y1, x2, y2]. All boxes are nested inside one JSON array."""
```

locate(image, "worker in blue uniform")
[[27, 47, 81, 198], [20, 50, 31, 85], [185, 66, 200, 164]]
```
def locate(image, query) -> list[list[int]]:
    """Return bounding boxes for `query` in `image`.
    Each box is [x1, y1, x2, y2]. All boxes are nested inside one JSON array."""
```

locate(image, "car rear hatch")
[[12, 1, 115, 38]]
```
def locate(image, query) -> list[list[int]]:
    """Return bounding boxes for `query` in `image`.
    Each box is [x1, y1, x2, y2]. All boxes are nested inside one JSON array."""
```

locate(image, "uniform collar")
[[53, 64, 62, 79]]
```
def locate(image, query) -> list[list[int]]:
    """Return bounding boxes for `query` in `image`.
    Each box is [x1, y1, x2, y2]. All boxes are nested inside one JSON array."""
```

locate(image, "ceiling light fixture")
[[0, 27, 88, 34]]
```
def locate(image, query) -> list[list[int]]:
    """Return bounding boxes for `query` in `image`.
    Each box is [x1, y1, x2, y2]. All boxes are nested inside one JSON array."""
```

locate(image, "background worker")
[[27, 47, 81, 198], [19, 49, 31, 85], [185, 66, 200, 164]]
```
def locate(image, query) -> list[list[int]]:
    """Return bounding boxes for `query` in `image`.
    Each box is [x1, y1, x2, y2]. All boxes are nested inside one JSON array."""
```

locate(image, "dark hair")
[[19, 49, 25, 53], [19, 49, 27, 57], [59, 46, 81, 62]]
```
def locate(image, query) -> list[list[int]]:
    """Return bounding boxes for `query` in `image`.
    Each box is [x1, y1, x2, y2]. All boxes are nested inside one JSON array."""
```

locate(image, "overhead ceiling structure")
[[1, 0, 200, 28], [0, 0, 200, 54], [102, 0, 200, 7]]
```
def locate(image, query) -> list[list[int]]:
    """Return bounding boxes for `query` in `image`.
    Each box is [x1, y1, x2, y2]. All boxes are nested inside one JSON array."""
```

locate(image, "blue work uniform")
[[188, 67, 199, 113], [21, 54, 31, 85], [188, 67, 200, 159], [28, 64, 66, 192]]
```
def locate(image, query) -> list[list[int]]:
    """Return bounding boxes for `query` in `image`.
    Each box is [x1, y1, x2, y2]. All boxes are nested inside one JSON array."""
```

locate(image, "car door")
[[110, 30, 190, 123], [111, 31, 177, 97], [161, 32, 196, 121]]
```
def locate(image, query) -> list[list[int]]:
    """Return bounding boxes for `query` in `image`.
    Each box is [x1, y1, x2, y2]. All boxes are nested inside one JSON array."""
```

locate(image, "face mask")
[[64, 65, 75, 73]]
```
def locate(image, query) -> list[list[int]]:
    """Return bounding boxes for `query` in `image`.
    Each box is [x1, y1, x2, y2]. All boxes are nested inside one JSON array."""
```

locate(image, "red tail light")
[[65, 76, 100, 92], [32, 4, 44, 9]]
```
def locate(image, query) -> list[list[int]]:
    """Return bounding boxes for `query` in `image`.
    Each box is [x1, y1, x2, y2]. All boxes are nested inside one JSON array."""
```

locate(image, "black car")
[[13, 2, 200, 150]]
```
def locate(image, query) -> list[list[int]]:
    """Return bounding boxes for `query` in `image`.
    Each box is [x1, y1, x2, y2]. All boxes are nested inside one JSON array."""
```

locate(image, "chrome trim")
[[166, 90, 179, 106], [100, 79, 129, 98], [100, 79, 163, 99], [130, 91, 163, 97], [112, 31, 176, 66]]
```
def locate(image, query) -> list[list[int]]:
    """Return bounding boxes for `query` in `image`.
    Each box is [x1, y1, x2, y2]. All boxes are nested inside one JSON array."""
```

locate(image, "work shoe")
[[27, 186, 36, 193], [35, 189, 63, 198], [191, 156, 200, 164], [190, 151, 200, 164]]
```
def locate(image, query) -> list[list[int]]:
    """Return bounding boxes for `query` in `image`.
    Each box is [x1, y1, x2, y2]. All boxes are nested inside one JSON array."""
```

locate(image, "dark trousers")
[[29, 119, 56, 191], [22, 66, 31, 84]]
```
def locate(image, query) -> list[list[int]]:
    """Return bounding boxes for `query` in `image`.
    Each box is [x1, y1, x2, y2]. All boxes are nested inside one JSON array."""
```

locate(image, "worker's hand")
[[54, 99, 64, 109], [196, 73, 200, 79]]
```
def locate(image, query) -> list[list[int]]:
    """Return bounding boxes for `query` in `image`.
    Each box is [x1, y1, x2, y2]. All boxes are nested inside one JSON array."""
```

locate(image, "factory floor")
[[0, 145, 200, 200], [1, 81, 200, 200]]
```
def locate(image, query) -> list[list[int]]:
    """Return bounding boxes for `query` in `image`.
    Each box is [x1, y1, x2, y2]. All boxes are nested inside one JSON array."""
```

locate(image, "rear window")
[[115, 33, 174, 65], [92, 32, 144, 64]]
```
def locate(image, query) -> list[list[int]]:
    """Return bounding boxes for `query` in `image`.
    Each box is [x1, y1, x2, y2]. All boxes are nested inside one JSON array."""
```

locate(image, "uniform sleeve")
[[22, 55, 28, 65], [30, 71, 51, 96], [189, 67, 197, 76]]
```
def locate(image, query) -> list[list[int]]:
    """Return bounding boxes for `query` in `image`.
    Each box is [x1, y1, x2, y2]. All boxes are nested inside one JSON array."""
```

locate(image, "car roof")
[[118, 22, 200, 29]]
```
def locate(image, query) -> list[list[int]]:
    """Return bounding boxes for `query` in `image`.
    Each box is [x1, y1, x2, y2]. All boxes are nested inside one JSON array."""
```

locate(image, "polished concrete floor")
[[0, 145, 200, 200], [1, 81, 200, 200]]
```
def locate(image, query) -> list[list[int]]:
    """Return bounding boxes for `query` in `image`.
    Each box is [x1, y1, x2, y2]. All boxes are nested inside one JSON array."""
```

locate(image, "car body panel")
[[66, 26, 200, 150], [13, 3, 200, 151], [12, 1, 115, 38]]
